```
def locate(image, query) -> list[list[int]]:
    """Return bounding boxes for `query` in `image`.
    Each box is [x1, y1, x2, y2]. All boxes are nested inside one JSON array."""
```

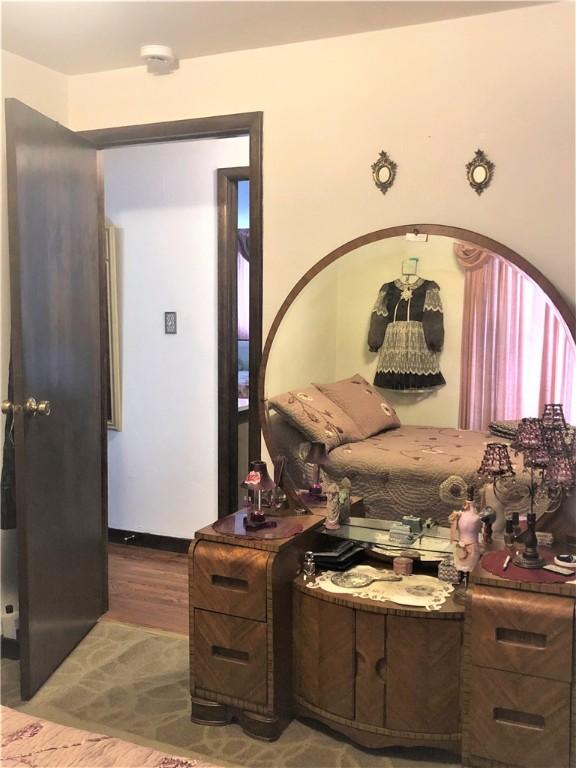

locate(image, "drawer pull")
[[375, 657, 386, 681], [212, 645, 249, 664], [495, 627, 547, 648], [493, 707, 545, 730], [211, 575, 249, 591]]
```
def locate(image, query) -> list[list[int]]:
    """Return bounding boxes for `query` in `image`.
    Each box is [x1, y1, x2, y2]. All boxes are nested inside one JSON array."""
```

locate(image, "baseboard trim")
[[1, 635, 20, 660], [108, 528, 191, 554]]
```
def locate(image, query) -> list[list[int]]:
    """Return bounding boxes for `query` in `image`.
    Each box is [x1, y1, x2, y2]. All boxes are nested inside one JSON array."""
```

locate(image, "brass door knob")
[[24, 397, 51, 416], [2, 398, 51, 416]]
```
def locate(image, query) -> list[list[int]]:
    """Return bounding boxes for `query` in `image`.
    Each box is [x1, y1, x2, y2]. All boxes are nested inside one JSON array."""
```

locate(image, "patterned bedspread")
[[268, 413, 506, 524], [327, 425, 495, 524], [0, 706, 219, 768]]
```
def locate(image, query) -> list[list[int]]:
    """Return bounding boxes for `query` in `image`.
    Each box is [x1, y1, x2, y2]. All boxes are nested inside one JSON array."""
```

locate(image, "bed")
[[268, 411, 504, 524], [0, 706, 219, 768], [265, 374, 530, 524]]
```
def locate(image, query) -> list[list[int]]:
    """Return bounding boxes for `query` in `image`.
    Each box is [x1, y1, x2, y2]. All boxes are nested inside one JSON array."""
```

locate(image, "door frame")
[[79, 112, 263, 520], [217, 167, 250, 514]]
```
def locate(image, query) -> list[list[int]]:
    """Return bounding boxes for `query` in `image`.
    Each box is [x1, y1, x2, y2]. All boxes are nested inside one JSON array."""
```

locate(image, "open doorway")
[[102, 137, 250, 544]]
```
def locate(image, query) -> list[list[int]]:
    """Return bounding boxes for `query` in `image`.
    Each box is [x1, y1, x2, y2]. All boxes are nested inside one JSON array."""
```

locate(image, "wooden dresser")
[[292, 575, 465, 754], [463, 564, 576, 768], [188, 513, 323, 740], [189, 515, 575, 762]]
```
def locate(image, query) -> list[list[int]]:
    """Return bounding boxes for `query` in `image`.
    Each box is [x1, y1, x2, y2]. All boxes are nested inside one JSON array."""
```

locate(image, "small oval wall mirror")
[[371, 150, 397, 195], [466, 149, 495, 195]]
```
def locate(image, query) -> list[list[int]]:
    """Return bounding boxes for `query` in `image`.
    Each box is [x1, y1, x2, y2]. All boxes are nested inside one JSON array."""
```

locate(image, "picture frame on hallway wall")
[[106, 223, 122, 430]]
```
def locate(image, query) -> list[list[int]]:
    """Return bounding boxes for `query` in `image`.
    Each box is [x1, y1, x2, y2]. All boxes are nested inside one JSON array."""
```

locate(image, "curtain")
[[455, 242, 575, 430], [237, 228, 250, 341]]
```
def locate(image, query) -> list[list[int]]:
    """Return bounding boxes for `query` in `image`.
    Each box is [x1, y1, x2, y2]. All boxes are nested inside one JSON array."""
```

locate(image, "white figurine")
[[324, 480, 341, 530], [449, 495, 482, 573]]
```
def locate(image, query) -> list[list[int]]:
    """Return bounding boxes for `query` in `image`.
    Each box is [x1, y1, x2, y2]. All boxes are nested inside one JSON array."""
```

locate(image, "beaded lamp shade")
[[541, 403, 567, 431], [512, 418, 545, 452], [477, 443, 515, 480], [544, 426, 570, 457], [523, 445, 550, 470], [546, 455, 576, 490]]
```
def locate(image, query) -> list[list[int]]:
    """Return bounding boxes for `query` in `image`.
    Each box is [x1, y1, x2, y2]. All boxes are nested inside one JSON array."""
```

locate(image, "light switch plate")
[[165, 311, 177, 334]]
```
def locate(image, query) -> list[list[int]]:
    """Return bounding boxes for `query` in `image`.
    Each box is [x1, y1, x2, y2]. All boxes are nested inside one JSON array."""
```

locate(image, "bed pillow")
[[268, 385, 363, 450], [314, 374, 401, 439]]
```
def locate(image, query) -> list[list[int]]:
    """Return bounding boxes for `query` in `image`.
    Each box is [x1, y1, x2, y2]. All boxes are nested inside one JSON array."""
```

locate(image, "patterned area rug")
[[1, 705, 216, 767], [1, 621, 461, 768]]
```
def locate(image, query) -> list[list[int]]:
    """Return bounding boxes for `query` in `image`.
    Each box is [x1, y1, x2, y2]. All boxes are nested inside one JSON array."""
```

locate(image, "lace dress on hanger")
[[368, 277, 446, 391]]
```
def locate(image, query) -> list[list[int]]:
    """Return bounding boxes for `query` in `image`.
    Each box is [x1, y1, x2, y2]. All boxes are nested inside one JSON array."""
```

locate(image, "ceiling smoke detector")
[[140, 45, 177, 75]]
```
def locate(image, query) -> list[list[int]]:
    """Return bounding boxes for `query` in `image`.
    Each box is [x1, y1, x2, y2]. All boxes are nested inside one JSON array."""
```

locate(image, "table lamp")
[[243, 460, 277, 530]]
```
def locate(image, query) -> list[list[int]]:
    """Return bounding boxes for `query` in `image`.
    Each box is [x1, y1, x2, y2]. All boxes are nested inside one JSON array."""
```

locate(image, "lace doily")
[[305, 565, 454, 611]]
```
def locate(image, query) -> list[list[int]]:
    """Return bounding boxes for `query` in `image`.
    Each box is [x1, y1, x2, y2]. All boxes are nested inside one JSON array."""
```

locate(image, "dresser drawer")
[[469, 586, 574, 682], [194, 610, 268, 706], [467, 666, 570, 767], [192, 541, 269, 621]]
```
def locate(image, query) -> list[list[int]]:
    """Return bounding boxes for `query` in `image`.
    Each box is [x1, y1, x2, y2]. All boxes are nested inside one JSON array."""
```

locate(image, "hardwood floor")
[[103, 543, 189, 635]]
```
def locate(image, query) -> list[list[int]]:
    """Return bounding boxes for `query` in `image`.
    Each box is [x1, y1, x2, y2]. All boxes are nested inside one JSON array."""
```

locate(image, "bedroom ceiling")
[[1, 0, 544, 76]]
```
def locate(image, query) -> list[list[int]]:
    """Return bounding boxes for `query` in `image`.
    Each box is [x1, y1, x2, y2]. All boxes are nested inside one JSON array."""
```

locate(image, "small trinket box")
[[393, 556, 413, 576]]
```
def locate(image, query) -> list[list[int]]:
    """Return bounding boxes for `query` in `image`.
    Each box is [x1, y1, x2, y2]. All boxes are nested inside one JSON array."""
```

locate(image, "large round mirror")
[[259, 224, 575, 524]]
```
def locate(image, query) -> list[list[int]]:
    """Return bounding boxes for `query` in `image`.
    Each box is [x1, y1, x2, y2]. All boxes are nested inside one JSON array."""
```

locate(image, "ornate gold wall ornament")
[[466, 149, 495, 195], [371, 150, 397, 195]]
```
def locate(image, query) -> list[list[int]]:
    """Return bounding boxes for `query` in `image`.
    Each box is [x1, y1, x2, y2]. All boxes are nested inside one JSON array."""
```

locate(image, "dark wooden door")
[[5, 99, 107, 699]]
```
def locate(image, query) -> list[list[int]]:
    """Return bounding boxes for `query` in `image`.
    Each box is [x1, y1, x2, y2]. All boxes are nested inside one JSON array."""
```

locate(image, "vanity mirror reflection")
[[259, 225, 575, 524]]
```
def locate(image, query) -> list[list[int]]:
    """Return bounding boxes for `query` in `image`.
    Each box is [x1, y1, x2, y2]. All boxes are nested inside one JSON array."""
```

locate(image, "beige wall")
[[2, 50, 68, 123], [65, 2, 575, 333]]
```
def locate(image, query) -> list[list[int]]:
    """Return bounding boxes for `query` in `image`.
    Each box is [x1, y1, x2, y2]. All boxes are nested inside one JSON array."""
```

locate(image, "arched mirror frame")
[[258, 223, 575, 461]]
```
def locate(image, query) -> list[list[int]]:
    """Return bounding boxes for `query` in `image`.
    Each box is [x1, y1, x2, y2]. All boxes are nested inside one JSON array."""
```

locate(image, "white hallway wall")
[[104, 137, 249, 537]]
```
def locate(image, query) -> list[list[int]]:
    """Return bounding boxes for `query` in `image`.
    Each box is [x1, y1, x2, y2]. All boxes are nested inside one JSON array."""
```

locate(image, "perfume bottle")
[[511, 511, 521, 539], [504, 517, 516, 556]]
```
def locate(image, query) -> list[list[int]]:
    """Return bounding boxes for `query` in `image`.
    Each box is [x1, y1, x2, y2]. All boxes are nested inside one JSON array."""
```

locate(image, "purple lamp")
[[510, 418, 549, 568], [477, 443, 515, 481], [508, 407, 576, 568], [243, 460, 277, 530]]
